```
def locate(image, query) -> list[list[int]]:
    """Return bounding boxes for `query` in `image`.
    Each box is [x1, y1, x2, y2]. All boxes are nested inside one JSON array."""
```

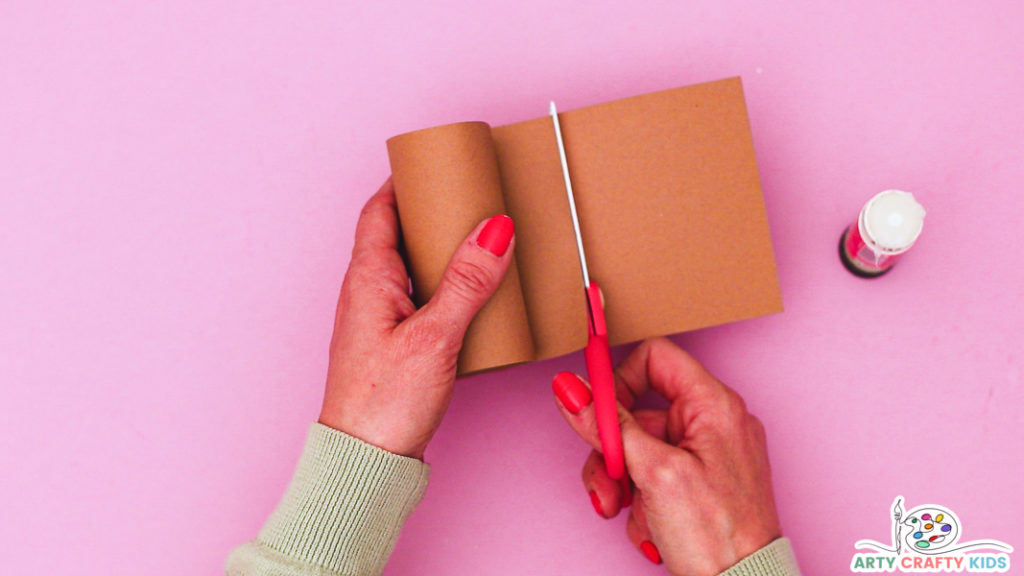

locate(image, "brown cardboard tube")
[[387, 122, 535, 374]]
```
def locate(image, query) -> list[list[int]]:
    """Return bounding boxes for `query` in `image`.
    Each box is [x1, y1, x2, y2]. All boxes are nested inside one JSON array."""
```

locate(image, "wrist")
[[317, 410, 429, 460], [716, 538, 801, 576]]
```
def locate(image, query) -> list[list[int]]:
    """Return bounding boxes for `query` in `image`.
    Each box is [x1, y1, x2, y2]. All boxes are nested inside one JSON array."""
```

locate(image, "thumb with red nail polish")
[[476, 214, 514, 256], [320, 190, 518, 459]]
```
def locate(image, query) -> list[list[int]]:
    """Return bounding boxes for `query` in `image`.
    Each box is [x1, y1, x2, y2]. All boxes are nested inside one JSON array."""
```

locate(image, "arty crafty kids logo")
[[851, 496, 1013, 573]]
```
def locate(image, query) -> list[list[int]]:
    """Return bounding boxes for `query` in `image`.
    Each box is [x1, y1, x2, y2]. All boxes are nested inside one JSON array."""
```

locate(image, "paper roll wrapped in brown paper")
[[387, 122, 536, 374], [386, 78, 784, 377]]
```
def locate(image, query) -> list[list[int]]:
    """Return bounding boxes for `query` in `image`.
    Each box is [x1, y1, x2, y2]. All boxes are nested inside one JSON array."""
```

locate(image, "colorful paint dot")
[[942, 525, 951, 532], [930, 535, 939, 542], [916, 541, 930, 549], [936, 514, 944, 522], [922, 513, 932, 520], [925, 523, 933, 530], [911, 518, 918, 524], [913, 531, 923, 539]]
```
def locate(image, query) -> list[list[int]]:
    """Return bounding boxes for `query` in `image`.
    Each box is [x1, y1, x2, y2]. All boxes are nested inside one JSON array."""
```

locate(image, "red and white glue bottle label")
[[840, 190, 926, 278]]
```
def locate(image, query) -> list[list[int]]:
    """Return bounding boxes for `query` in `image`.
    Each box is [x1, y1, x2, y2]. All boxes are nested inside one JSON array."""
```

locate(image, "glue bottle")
[[839, 190, 925, 278]]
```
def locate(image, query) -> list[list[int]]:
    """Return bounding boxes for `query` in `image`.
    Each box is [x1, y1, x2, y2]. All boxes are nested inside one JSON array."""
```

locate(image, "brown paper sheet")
[[386, 77, 782, 375]]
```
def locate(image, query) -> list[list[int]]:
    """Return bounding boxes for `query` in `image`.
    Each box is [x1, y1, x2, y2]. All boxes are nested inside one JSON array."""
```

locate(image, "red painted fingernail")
[[553, 372, 591, 414], [476, 215, 514, 256], [620, 475, 632, 508], [641, 541, 662, 565], [589, 490, 605, 517]]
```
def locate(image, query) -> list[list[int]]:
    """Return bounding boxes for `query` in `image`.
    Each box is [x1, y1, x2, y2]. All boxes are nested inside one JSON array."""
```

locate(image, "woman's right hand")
[[552, 337, 782, 576]]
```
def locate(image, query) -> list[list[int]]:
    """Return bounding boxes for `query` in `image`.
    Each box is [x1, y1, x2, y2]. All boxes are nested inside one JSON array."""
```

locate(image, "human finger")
[[339, 179, 416, 325], [553, 372, 632, 513], [625, 494, 662, 565], [615, 337, 733, 413], [408, 215, 515, 345], [552, 371, 602, 452], [616, 399, 695, 490], [554, 371, 676, 472], [632, 409, 669, 442], [581, 412, 666, 519], [351, 179, 402, 259], [581, 450, 632, 518]]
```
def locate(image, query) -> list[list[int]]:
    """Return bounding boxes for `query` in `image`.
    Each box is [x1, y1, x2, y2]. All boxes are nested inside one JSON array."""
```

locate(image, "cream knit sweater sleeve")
[[226, 423, 800, 576], [225, 423, 430, 576]]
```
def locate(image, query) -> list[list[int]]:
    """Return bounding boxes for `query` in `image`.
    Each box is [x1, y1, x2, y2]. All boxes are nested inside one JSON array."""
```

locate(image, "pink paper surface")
[[1, 2, 1022, 574]]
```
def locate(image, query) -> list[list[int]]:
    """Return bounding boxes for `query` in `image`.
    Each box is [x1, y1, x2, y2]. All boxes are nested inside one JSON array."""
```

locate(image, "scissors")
[[550, 102, 626, 481]]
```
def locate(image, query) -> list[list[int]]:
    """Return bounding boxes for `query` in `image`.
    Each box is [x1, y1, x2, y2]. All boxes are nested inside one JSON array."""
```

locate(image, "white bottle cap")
[[858, 190, 926, 255]]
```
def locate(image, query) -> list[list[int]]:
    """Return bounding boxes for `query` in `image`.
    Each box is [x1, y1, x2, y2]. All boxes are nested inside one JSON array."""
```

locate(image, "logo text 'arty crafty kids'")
[[851, 497, 1013, 573]]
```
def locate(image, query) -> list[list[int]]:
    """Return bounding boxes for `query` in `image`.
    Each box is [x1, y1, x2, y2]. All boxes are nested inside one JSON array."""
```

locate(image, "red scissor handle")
[[584, 282, 625, 480]]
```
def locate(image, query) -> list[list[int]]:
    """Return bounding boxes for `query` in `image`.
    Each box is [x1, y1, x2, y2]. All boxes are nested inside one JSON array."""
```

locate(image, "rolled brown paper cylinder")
[[387, 122, 535, 375]]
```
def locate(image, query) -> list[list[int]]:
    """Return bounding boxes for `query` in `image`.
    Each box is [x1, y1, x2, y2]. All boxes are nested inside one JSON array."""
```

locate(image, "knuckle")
[[646, 455, 687, 491], [719, 389, 749, 426], [443, 257, 495, 302]]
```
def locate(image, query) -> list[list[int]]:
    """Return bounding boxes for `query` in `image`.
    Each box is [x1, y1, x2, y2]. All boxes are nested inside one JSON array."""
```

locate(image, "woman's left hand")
[[318, 178, 516, 459]]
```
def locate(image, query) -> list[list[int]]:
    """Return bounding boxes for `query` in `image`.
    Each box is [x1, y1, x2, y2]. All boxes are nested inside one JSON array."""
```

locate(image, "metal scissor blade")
[[550, 103, 625, 481], [550, 101, 591, 289]]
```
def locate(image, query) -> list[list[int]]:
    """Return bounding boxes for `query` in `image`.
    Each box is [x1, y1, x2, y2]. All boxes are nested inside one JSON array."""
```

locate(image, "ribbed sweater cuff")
[[230, 422, 430, 576], [719, 538, 801, 576]]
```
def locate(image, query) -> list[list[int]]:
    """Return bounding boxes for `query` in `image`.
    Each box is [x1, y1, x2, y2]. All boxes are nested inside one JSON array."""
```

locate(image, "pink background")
[[2, 2, 1022, 574]]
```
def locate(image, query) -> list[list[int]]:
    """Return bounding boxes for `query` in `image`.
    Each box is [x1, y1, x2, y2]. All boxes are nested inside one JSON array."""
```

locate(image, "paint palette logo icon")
[[904, 506, 959, 553], [854, 495, 1012, 559]]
